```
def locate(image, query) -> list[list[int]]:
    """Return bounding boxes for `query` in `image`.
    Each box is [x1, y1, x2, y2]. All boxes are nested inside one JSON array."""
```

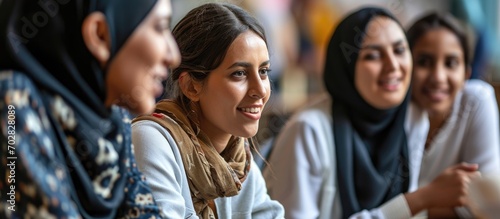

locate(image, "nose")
[[429, 62, 446, 83], [164, 32, 181, 69], [383, 51, 398, 73], [248, 73, 268, 99]]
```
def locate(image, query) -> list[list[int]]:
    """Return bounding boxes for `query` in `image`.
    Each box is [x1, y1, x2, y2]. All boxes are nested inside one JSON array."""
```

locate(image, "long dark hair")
[[165, 3, 268, 111], [407, 12, 470, 68]]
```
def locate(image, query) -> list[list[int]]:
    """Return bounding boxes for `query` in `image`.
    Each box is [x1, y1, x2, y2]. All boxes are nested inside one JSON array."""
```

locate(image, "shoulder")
[[132, 119, 178, 146], [0, 70, 35, 88], [0, 70, 42, 105], [454, 80, 497, 116], [462, 79, 495, 103], [287, 92, 332, 128], [132, 119, 181, 157]]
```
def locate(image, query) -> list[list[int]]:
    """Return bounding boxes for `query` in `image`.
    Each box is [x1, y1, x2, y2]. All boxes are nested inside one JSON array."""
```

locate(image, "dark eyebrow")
[[415, 52, 434, 59], [361, 39, 405, 50], [227, 60, 271, 69]]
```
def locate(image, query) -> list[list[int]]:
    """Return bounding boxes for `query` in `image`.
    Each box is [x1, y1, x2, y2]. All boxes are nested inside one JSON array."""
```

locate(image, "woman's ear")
[[179, 72, 203, 101], [82, 12, 111, 67]]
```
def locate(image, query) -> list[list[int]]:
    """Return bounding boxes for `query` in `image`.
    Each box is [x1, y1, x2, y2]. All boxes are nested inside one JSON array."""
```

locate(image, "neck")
[[205, 132, 231, 153], [198, 121, 231, 153], [425, 110, 450, 149]]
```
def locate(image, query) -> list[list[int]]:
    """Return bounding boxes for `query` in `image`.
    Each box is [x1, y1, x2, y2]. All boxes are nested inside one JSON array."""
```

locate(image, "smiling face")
[[105, 0, 180, 114], [411, 27, 468, 116], [195, 30, 270, 146], [354, 16, 412, 109]]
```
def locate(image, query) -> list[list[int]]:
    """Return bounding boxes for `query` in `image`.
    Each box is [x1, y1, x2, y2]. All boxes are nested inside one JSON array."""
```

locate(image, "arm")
[[131, 120, 198, 218], [404, 163, 480, 217], [265, 113, 413, 219], [116, 108, 168, 218], [263, 120, 325, 219], [461, 83, 500, 175], [246, 160, 285, 219]]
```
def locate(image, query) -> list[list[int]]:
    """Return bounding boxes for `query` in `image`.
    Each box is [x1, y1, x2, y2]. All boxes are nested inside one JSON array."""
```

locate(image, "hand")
[[423, 163, 481, 208], [405, 163, 480, 216]]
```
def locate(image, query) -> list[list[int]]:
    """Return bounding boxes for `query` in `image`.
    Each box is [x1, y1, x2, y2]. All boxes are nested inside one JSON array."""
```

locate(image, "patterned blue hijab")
[[323, 7, 410, 218], [0, 0, 157, 217]]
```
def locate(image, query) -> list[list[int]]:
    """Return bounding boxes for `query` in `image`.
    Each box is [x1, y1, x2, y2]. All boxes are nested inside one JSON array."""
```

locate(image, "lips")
[[237, 107, 261, 113], [378, 77, 402, 91], [423, 87, 449, 102], [152, 72, 167, 97], [237, 105, 262, 120]]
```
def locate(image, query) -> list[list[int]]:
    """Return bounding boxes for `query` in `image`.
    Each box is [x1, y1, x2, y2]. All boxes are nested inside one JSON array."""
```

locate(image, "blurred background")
[[171, 0, 500, 144]]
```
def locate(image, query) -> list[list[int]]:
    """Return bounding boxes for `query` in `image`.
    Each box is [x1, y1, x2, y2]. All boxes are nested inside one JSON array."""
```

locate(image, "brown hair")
[[164, 3, 268, 112], [407, 12, 471, 68]]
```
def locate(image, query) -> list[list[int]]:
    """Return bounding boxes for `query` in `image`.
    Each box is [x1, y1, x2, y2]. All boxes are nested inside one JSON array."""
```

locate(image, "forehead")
[[361, 16, 404, 45], [221, 31, 269, 63], [414, 28, 462, 52]]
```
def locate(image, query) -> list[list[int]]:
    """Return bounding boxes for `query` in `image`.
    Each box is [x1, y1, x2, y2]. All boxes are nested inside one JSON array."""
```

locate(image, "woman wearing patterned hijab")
[[0, 0, 179, 218], [264, 7, 478, 219]]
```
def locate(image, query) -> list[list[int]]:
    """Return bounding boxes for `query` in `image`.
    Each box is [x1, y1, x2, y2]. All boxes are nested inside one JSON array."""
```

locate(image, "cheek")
[[263, 81, 272, 104], [411, 68, 428, 87], [450, 73, 466, 93]]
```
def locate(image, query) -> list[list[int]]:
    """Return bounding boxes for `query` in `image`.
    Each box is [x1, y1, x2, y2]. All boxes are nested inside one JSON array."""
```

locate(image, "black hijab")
[[323, 7, 410, 218], [0, 0, 157, 217]]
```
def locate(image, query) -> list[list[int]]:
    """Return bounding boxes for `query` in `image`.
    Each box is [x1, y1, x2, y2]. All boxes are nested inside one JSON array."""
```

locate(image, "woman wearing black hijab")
[[264, 7, 477, 219], [0, 0, 179, 218]]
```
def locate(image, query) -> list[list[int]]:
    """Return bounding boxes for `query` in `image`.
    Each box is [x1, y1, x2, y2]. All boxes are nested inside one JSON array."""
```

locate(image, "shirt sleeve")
[[263, 108, 413, 219], [245, 160, 285, 218], [132, 120, 199, 219], [263, 118, 326, 219], [461, 82, 500, 176], [116, 110, 168, 218]]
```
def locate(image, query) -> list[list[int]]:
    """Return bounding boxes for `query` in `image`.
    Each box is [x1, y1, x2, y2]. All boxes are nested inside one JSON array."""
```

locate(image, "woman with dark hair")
[[263, 7, 479, 219], [131, 3, 284, 218], [0, 0, 180, 218], [407, 12, 500, 218]]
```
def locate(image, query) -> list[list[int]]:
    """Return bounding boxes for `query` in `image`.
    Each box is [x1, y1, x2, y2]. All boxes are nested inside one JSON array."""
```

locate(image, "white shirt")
[[412, 80, 500, 186], [263, 92, 426, 219]]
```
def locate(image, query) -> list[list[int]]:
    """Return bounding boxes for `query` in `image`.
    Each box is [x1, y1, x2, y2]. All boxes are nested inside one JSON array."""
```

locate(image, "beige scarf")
[[133, 100, 251, 218]]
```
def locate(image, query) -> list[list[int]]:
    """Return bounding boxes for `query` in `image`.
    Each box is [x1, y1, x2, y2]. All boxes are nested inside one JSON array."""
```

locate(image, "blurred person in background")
[[0, 0, 180, 217], [264, 7, 479, 219], [406, 12, 500, 218]]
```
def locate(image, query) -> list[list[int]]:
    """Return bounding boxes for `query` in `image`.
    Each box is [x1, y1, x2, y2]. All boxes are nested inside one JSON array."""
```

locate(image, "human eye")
[[416, 55, 432, 68], [259, 68, 271, 77], [155, 20, 171, 33], [445, 57, 459, 69], [231, 70, 246, 78], [394, 46, 406, 55], [362, 51, 380, 60]]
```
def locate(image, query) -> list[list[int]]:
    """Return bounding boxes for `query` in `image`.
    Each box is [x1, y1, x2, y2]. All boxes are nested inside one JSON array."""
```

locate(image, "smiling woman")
[[263, 7, 482, 219], [406, 12, 500, 218], [131, 3, 284, 219]]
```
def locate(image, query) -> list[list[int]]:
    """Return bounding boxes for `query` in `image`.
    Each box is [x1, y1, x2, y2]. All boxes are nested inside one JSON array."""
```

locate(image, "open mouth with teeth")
[[237, 107, 261, 114], [378, 78, 402, 91]]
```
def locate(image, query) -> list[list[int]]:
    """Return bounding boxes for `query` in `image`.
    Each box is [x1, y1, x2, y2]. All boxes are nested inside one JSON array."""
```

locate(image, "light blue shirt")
[[132, 120, 285, 219]]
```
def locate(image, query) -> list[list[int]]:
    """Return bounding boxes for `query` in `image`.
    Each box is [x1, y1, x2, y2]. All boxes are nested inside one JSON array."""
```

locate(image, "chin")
[[128, 99, 155, 115], [237, 129, 258, 138]]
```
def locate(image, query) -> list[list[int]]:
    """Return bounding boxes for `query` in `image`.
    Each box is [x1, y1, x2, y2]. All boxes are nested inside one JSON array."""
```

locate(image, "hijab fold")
[[0, 0, 158, 217], [323, 7, 410, 218]]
